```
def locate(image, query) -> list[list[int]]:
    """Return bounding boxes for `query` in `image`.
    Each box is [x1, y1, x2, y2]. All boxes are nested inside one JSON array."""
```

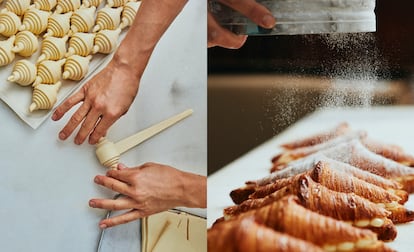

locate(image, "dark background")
[[208, 0, 414, 175]]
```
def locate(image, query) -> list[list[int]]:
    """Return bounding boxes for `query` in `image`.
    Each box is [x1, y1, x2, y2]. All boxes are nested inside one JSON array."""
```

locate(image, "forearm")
[[112, 0, 188, 80]]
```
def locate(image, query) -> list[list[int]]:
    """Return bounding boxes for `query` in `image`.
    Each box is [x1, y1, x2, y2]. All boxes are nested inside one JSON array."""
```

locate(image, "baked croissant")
[[4, 0, 31, 16], [92, 7, 123, 32], [280, 123, 414, 166], [322, 140, 414, 193], [272, 131, 365, 170], [12, 31, 39, 57], [232, 155, 405, 204], [281, 122, 351, 150], [55, 0, 81, 14], [37, 35, 68, 62], [208, 217, 325, 252], [310, 161, 414, 224], [66, 32, 95, 57], [8, 59, 37, 86], [0, 35, 16, 66], [62, 55, 92, 81], [82, 0, 103, 8], [225, 196, 392, 252], [29, 81, 62, 112], [44, 12, 72, 37], [225, 175, 396, 241], [34, 0, 58, 11], [70, 6, 96, 34], [120, 1, 140, 29], [19, 8, 51, 35], [0, 10, 21, 37], [34, 58, 66, 86], [92, 28, 121, 54]]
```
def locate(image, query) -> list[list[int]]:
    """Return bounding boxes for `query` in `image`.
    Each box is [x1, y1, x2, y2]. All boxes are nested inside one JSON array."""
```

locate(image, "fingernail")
[[89, 200, 96, 207], [262, 14, 276, 28], [59, 132, 66, 140], [99, 224, 107, 229], [94, 176, 100, 183], [51, 114, 57, 121]]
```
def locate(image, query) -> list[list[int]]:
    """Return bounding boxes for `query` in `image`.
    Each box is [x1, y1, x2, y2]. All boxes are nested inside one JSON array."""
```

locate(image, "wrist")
[[178, 171, 207, 208]]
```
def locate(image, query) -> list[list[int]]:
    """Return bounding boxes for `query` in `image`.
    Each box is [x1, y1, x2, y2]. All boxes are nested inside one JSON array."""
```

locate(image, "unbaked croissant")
[[29, 81, 62, 112], [4, 0, 31, 16], [62, 55, 92, 81], [92, 7, 123, 32], [119, 1, 140, 29], [70, 6, 96, 34], [225, 196, 392, 252], [37, 35, 68, 62], [92, 28, 121, 54], [12, 31, 39, 57], [0, 10, 21, 37], [44, 12, 72, 37], [208, 217, 325, 252], [106, 0, 128, 8], [34, 58, 66, 86], [82, 0, 103, 8], [34, 0, 58, 11], [66, 32, 95, 57], [8, 59, 37, 86], [55, 0, 81, 14], [19, 8, 51, 35], [0, 35, 16, 66]]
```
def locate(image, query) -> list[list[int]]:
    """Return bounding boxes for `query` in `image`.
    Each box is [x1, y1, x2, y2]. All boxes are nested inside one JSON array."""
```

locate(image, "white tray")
[[208, 106, 414, 251], [0, 2, 129, 129]]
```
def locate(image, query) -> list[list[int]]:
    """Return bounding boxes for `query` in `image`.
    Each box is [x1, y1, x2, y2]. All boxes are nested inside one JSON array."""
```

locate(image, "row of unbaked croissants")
[[208, 122, 414, 252], [0, 0, 141, 112]]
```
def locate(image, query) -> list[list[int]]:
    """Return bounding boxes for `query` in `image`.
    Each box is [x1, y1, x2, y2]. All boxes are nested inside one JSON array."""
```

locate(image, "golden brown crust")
[[208, 217, 325, 252], [362, 137, 414, 167], [281, 122, 350, 149], [311, 161, 402, 204], [231, 196, 378, 246]]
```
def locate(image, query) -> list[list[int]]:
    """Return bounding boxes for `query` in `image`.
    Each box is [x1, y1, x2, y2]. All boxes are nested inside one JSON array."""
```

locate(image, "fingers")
[[89, 196, 137, 211], [58, 102, 91, 143], [99, 209, 143, 229], [88, 115, 116, 145], [219, 0, 276, 28], [94, 175, 131, 195], [52, 90, 84, 121], [106, 168, 132, 183], [75, 108, 102, 145], [208, 12, 247, 49]]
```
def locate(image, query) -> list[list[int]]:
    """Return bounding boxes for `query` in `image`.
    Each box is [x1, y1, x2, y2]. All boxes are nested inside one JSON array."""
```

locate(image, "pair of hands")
[[52, 0, 276, 146], [90, 162, 207, 229]]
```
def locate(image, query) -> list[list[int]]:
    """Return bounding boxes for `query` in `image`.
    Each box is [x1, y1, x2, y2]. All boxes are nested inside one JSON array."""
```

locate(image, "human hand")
[[208, 0, 276, 49], [89, 163, 206, 229], [51, 58, 140, 145]]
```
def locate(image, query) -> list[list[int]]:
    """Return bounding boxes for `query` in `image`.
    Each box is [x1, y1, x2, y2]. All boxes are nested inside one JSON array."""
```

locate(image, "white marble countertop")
[[0, 1, 206, 251], [208, 106, 414, 251]]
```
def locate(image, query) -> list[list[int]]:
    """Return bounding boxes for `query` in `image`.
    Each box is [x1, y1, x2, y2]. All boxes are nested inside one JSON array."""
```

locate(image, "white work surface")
[[208, 106, 414, 251], [0, 1, 206, 252]]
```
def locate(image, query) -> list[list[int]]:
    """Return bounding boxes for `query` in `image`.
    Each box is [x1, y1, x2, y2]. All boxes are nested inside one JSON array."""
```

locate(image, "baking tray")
[[0, 2, 129, 129], [207, 106, 414, 251]]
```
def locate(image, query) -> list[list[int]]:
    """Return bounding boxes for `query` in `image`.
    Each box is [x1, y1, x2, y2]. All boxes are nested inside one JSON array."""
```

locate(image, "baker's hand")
[[89, 163, 206, 229], [51, 58, 140, 145], [208, 0, 276, 49]]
